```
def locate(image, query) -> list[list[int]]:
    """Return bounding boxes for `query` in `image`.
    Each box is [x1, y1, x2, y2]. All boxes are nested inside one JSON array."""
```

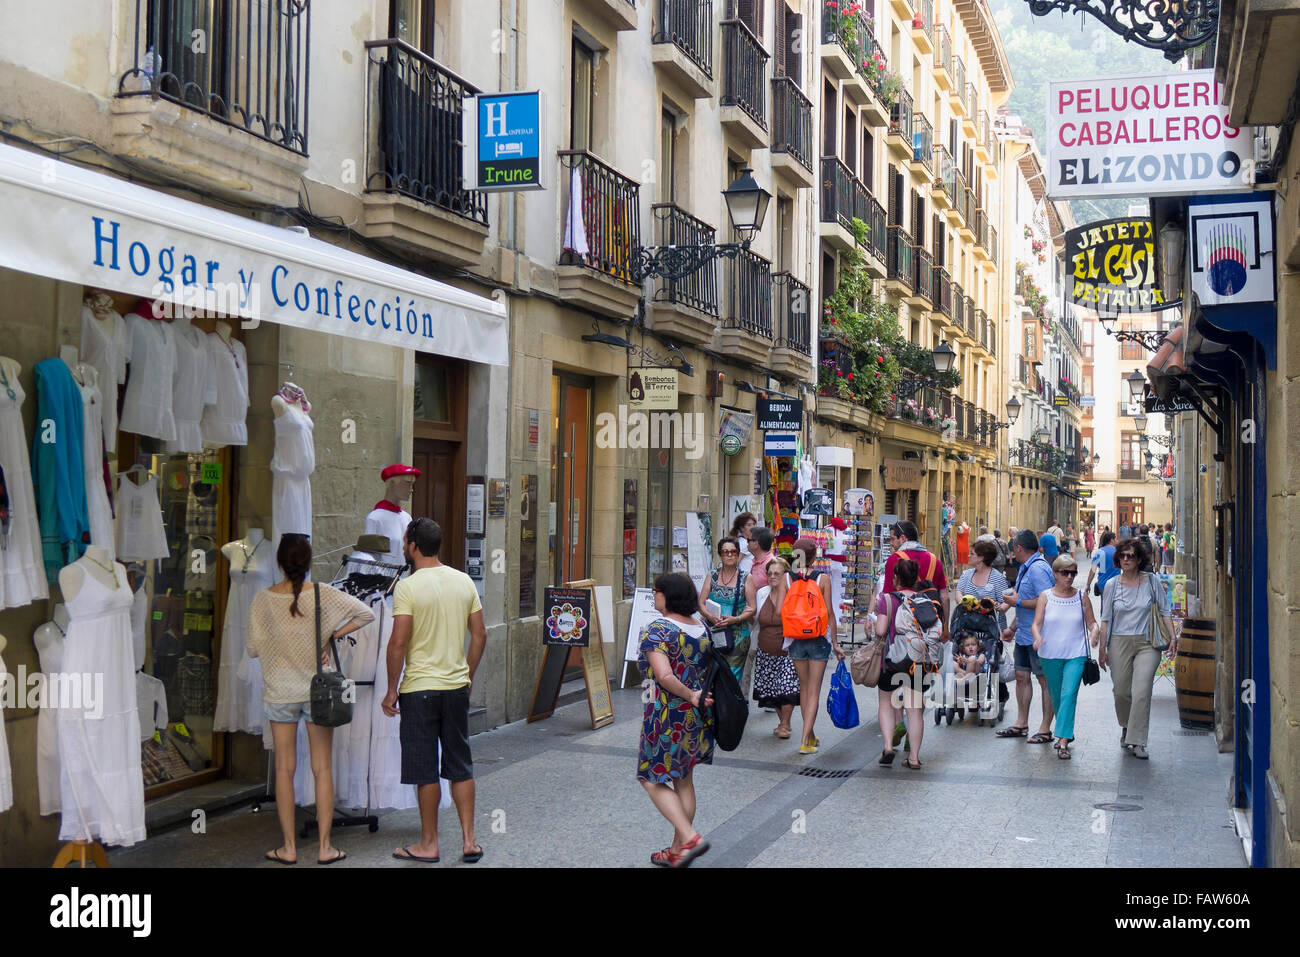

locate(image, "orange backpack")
[[782, 573, 829, 638]]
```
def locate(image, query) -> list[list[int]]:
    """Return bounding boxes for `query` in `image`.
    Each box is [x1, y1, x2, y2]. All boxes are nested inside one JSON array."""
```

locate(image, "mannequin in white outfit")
[[0, 630, 10, 813], [270, 386, 315, 581], [58, 544, 117, 601], [34, 605, 68, 816], [214, 526, 272, 734], [65, 349, 116, 559], [363, 466, 421, 565]]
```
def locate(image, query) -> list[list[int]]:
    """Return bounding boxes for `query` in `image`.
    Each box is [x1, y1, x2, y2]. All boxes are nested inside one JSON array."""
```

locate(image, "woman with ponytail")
[[248, 533, 375, 865]]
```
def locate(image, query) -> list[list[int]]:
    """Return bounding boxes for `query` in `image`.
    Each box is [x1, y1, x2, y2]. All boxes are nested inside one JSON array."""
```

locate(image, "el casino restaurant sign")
[[1047, 70, 1251, 199], [1065, 217, 1178, 313]]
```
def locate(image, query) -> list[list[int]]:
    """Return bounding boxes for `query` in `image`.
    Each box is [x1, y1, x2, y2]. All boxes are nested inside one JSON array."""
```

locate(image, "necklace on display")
[[84, 553, 120, 588], [237, 538, 262, 575], [224, 337, 241, 370], [0, 362, 15, 401]]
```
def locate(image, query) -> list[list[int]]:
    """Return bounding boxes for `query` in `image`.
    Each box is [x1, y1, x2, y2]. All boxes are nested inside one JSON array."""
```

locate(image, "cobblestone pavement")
[[113, 648, 1243, 868]]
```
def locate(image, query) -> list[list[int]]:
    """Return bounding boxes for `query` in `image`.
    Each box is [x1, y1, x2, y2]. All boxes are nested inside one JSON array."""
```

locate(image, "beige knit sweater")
[[247, 584, 376, 703]]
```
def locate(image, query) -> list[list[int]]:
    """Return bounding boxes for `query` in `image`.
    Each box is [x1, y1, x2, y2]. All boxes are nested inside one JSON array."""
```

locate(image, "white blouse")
[[120, 313, 178, 441], [167, 319, 217, 454], [200, 333, 249, 447], [80, 304, 129, 453]]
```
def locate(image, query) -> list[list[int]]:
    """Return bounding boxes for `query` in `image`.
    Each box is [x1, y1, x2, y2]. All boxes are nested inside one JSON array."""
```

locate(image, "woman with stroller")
[[955, 541, 1009, 628], [1030, 554, 1098, 760]]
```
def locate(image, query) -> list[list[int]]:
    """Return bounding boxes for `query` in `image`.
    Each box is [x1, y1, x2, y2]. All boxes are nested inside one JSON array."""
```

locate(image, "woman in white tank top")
[[1030, 554, 1098, 760]]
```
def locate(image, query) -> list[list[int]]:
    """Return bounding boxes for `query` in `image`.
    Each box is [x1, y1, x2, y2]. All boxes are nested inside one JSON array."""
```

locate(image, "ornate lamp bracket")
[[1023, 0, 1218, 62], [633, 241, 749, 284]]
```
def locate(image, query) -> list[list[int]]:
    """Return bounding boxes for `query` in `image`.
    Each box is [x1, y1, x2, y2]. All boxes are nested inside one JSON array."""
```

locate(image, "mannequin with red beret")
[[364, 464, 421, 565]]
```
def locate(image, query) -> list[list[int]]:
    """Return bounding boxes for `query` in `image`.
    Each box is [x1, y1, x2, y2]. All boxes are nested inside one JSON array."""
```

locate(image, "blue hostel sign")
[[466, 91, 545, 192]]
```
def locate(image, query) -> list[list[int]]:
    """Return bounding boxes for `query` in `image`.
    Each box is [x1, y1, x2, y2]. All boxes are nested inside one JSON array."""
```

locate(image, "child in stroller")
[[935, 596, 1006, 726]]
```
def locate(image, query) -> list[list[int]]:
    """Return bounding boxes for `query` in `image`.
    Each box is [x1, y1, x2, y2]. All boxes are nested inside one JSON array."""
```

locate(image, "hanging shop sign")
[[883, 458, 924, 491], [754, 397, 804, 431], [1145, 392, 1197, 414], [1081, 396, 1095, 407], [764, 432, 798, 456], [628, 367, 679, 410], [1054, 394, 1069, 406], [1078, 488, 1095, 498], [721, 433, 742, 455], [0, 143, 508, 364], [1046, 70, 1250, 200], [1064, 217, 1178, 313], [464, 91, 545, 192], [718, 407, 754, 448], [1189, 194, 1276, 307]]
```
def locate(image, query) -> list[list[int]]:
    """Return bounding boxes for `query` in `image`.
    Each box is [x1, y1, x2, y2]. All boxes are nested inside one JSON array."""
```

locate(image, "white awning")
[[0, 142, 508, 365]]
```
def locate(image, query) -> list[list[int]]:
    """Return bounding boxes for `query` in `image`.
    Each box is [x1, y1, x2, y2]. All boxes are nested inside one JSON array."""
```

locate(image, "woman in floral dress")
[[698, 536, 753, 685], [638, 573, 715, 867]]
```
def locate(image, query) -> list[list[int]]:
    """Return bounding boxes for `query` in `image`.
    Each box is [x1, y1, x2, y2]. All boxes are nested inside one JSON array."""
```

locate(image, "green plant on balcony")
[[896, 339, 962, 390], [820, 230, 905, 413], [861, 48, 888, 97], [878, 71, 902, 109], [828, 2, 870, 53]]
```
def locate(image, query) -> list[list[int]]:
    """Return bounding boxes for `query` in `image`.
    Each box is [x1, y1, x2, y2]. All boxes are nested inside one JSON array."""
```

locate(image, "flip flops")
[[265, 849, 295, 865], [1027, 731, 1054, 744], [879, 749, 896, 766], [462, 845, 484, 864], [319, 849, 348, 865], [392, 845, 440, 863]]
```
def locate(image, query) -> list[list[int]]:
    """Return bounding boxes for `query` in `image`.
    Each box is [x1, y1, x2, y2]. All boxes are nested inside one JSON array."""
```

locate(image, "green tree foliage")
[[989, 0, 1181, 220]]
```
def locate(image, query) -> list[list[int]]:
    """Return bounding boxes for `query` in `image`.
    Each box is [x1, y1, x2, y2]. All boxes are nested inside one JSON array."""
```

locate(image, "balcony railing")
[[721, 18, 768, 128], [863, 36, 888, 100], [861, 192, 888, 263], [934, 264, 951, 316], [934, 23, 951, 72], [886, 226, 914, 290], [651, 203, 718, 316], [365, 40, 487, 225], [1016, 356, 1030, 385], [913, 0, 933, 38], [889, 86, 915, 142], [966, 82, 978, 121], [978, 109, 991, 152], [913, 247, 934, 301], [975, 208, 988, 250], [654, 0, 714, 76], [912, 112, 934, 171], [724, 248, 773, 337], [559, 150, 641, 282], [773, 273, 811, 355], [952, 281, 965, 331], [963, 186, 977, 228], [951, 54, 966, 100], [821, 0, 868, 67], [820, 156, 858, 229], [988, 224, 997, 262], [944, 164, 965, 214], [119, 0, 310, 153], [975, 308, 988, 348], [772, 76, 813, 172], [962, 293, 975, 335]]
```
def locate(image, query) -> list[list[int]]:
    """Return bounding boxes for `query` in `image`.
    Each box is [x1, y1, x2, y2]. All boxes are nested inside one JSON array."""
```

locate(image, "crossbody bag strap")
[[314, 582, 323, 676]]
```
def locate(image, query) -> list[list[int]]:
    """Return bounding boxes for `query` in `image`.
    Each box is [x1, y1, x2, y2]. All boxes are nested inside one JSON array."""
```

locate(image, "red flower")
[[847, 373, 854, 380], [877, 355, 884, 363]]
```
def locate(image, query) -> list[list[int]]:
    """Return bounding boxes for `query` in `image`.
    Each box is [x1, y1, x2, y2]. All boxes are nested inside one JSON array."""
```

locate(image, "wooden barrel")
[[1175, 618, 1216, 729]]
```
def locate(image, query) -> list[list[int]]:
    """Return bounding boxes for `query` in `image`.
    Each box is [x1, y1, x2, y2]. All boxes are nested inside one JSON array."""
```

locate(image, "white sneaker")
[[1131, 745, 1149, 760]]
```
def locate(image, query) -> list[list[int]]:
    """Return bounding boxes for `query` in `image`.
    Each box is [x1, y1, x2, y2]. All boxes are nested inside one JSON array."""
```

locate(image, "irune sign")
[[465, 91, 545, 192], [1065, 217, 1178, 313], [1046, 70, 1251, 199]]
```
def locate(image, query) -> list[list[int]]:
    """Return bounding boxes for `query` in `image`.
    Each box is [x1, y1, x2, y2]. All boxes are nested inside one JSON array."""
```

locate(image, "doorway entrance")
[[413, 356, 467, 568], [550, 374, 594, 586]]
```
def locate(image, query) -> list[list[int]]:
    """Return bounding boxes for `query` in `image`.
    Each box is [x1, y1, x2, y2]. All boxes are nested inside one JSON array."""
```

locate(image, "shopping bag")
[[827, 659, 860, 730]]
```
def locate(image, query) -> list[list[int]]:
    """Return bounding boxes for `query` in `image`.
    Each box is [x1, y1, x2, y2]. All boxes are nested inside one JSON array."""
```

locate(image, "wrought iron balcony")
[[650, 203, 719, 316], [889, 86, 915, 142], [119, 0, 310, 153], [962, 294, 975, 336], [721, 18, 768, 129], [365, 40, 487, 225], [772, 76, 813, 172], [966, 82, 978, 121], [886, 225, 915, 290], [988, 224, 997, 262], [773, 272, 811, 355], [913, 0, 934, 38], [975, 208, 988, 250], [944, 164, 965, 213], [820, 156, 861, 230], [861, 192, 888, 263], [951, 54, 966, 102], [975, 308, 988, 348], [912, 112, 934, 171], [913, 247, 935, 301], [1016, 355, 1030, 386], [932, 263, 949, 315], [934, 23, 951, 73], [723, 248, 773, 338], [654, 0, 714, 76], [863, 36, 889, 101], [821, 0, 869, 67], [558, 150, 642, 283], [952, 281, 965, 330]]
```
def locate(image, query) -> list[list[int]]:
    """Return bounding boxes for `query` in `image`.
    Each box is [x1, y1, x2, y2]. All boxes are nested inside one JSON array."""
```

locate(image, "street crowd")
[[635, 514, 1179, 867]]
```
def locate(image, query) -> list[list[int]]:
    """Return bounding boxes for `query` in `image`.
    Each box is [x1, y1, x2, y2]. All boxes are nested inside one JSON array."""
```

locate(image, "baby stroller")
[[935, 597, 1006, 726]]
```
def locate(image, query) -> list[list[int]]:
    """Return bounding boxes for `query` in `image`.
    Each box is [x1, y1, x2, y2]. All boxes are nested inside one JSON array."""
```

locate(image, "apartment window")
[[660, 108, 677, 203], [823, 78, 837, 155], [390, 0, 436, 55], [1120, 431, 1143, 480], [776, 195, 793, 273], [571, 37, 596, 150], [844, 107, 857, 170], [822, 250, 836, 305], [732, 0, 763, 38], [1118, 325, 1147, 360], [1117, 496, 1145, 528], [861, 128, 874, 190], [774, 4, 802, 83]]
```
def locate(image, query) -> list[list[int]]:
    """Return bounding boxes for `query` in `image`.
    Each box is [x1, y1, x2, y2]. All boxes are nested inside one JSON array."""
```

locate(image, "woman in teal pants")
[[1030, 555, 1098, 759]]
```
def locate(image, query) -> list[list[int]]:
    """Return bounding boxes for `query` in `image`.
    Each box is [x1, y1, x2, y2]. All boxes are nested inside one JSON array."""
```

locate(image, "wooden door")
[[412, 438, 463, 569]]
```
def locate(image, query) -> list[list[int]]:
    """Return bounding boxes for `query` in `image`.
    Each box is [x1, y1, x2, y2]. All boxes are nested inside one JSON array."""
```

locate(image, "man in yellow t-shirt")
[[382, 517, 486, 864]]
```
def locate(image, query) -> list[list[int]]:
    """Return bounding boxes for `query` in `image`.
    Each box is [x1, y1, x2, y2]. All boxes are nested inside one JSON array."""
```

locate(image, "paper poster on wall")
[[623, 586, 659, 667], [672, 526, 688, 549], [728, 495, 758, 524], [685, 511, 713, 591], [671, 552, 689, 574], [594, 585, 615, 644]]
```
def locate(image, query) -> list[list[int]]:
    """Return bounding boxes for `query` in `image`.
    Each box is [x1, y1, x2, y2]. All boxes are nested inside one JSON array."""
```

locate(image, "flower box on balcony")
[[817, 396, 855, 425]]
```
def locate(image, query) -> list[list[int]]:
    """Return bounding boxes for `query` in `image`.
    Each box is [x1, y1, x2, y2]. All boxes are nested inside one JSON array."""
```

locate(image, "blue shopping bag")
[[827, 659, 860, 730]]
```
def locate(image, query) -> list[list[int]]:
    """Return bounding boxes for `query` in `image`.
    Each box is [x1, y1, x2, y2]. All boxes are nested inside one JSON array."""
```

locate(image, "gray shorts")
[[264, 700, 312, 723], [1013, 643, 1045, 677]]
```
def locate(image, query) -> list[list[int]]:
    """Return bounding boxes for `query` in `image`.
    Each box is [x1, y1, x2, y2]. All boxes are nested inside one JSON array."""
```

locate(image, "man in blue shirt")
[[994, 529, 1056, 743], [1085, 530, 1119, 598]]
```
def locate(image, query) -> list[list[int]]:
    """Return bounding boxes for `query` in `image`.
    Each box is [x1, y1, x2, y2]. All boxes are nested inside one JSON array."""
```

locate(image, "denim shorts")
[[1013, 643, 1045, 677], [264, 700, 312, 723], [787, 636, 831, 661]]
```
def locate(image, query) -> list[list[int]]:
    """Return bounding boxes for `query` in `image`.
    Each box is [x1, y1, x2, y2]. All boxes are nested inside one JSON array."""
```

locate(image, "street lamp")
[[1005, 396, 1021, 425], [1133, 411, 1148, 432], [630, 167, 771, 283], [895, 340, 957, 399], [1139, 434, 1150, 453], [1157, 220, 1186, 304], [1092, 452, 1101, 466], [1126, 370, 1147, 404]]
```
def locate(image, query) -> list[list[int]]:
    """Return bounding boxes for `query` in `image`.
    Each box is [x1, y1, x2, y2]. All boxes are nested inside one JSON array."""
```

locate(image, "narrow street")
[[114, 658, 1242, 869]]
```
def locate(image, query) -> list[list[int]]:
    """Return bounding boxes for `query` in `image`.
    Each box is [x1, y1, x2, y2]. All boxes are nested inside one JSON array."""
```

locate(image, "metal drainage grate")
[[1094, 802, 1143, 812], [1174, 730, 1210, 736], [798, 768, 858, 779]]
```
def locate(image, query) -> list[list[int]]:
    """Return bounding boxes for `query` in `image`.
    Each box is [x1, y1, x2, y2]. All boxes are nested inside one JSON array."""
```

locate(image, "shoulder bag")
[[1146, 573, 1172, 652], [849, 594, 893, 687], [1078, 590, 1100, 686], [309, 585, 354, 727]]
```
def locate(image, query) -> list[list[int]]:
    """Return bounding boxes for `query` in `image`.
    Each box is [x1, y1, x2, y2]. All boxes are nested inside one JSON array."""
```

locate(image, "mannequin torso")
[[59, 546, 120, 602]]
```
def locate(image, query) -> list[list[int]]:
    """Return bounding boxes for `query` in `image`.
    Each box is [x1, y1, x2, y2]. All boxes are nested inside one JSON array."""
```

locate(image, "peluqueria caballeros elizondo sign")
[[1064, 217, 1180, 314]]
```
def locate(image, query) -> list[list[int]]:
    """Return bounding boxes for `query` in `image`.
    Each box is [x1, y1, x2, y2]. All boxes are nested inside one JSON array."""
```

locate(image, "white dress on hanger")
[[167, 319, 216, 454], [120, 313, 178, 441], [77, 364, 116, 559], [271, 402, 315, 549], [80, 303, 129, 454], [213, 541, 273, 734], [115, 475, 169, 561], [35, 623, 64, 816], [200, 334, 249, 447], [0, 360, 48, 610], [57, 562, 146, 846], [0, 654, 12, 813]]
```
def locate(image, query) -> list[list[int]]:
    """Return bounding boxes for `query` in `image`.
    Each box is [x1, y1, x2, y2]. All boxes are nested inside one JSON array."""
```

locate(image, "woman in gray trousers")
[[1098, 538, 1175, 759]]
